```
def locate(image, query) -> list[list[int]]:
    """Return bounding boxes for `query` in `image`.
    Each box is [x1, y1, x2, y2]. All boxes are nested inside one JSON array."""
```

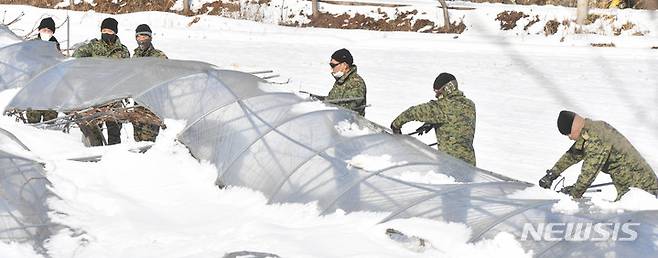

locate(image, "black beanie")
[[433, 73, 456, 89], [135, 24, 152, 36], [38, 17, 56, 33], [331, 48, 353, 66], [101, 18, 118, 33], [557, 110, 576, 135]]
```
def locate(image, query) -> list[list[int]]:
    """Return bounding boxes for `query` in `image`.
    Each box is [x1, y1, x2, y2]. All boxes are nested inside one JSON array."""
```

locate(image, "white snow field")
[[1, 2, 657, 258]]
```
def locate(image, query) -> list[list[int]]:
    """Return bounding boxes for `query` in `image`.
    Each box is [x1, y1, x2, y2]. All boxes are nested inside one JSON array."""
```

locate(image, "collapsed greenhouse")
[[1, 35, 657, 257]]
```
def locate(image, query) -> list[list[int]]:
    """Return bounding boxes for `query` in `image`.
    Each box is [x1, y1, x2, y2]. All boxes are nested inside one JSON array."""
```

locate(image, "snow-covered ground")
[[1, 2, 657, 257]]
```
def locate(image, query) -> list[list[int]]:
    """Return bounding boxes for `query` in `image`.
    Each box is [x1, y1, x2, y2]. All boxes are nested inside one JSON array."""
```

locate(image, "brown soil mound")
[[584, 13, 616, 25], [4, 0, 465, 33], [543, 19, 560, 36], [524, 15, 540, 30], [2, 0, 176, 14], [303, 10, 465, 34], [612, 21, 639, 35], [197, 1, 241, 15], [495, 11, 528, 30], [591, 42, 615, 47], [469, 0, 637, 9], [438, 20, 467, 34]]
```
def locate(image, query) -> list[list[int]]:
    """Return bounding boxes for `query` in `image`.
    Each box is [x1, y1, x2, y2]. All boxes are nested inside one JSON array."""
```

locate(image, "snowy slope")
[[1, 3, 657, 257]]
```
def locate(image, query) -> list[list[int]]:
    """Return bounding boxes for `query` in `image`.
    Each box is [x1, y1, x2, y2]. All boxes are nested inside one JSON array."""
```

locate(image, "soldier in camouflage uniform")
[[26, 17, 60, 124], [72, 18, 130, 59], [72, 17, 130, 146], [390, 73, 476, 166], [132, 24, 167, 58], [131, 24, 167, 142], [32, 17, 61, 51], [540, 111, 658, 201], [323, 48, 367, 116]]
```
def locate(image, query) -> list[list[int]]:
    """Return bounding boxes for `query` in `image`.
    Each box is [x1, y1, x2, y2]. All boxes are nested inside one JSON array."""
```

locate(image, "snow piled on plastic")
[[289, 101, 337, 114], [592, 188, 658, 212], [392, 170, 459, 184], [334, 120, 380, 137], [348, 154, 407, 171], [0, 93, 531, 257]]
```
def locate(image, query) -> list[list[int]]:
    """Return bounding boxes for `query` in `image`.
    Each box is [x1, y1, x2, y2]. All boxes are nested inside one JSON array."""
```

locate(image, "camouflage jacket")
[[133, 44, 168, 59], [72, 37, 130, 59], [326, 66, 367, 116], [551, 119, 658, 200], [391, 81, 476, 166]]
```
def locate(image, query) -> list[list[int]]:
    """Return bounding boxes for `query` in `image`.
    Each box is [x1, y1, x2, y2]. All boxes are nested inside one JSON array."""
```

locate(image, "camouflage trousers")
[[26, 110, 58, 124], [132, 122, 159, 142], [615, 187, 658, 201], [610, 167, 658, 201], [106, 121, 122, 145], [78, 120, 122, 146]]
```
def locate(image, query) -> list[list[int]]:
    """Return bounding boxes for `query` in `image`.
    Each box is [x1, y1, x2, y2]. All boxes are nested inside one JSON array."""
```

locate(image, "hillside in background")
[[2, 0, 657, 35]]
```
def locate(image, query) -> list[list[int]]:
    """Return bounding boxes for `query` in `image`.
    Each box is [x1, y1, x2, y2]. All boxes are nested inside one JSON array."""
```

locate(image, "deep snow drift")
[[1, 2, 657, 257]]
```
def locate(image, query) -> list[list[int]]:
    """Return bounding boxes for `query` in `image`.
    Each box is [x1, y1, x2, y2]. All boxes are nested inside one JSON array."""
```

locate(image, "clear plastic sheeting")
[[0, 40, 65, 91], [3, 57, 658, 257], [8, 57, 215, 111], [0, 25, 21, 47], [0, 127, 31, 153], [0, 128, 56, 253]]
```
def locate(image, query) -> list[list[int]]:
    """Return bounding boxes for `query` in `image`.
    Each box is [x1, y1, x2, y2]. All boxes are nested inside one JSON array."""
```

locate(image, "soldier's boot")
[[133, 122, 159, 142], [41, 110, 58, 123], [78, 123, 104, 146], [106, 121, 122, 145], [26, 110, 41, 124]]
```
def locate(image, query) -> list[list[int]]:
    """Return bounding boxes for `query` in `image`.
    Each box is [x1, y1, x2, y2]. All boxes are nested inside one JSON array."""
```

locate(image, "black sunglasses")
[[329, 62, 342, 68]]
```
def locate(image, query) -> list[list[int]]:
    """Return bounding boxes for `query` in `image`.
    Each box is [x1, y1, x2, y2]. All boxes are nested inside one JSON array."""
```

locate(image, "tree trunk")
[[642, 0, 658, 9], [312, 0, 319, 18], [437, 0, 450, 32], [576, 0, 588, 25], [183, 0, 191, 15]]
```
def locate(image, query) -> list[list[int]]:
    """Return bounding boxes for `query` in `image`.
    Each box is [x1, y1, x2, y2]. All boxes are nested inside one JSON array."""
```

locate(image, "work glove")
[[560, 185, 574, 195], [390, 123, 402, 134], [538, 170, 559, 189], [415, 123, 435, 136]]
